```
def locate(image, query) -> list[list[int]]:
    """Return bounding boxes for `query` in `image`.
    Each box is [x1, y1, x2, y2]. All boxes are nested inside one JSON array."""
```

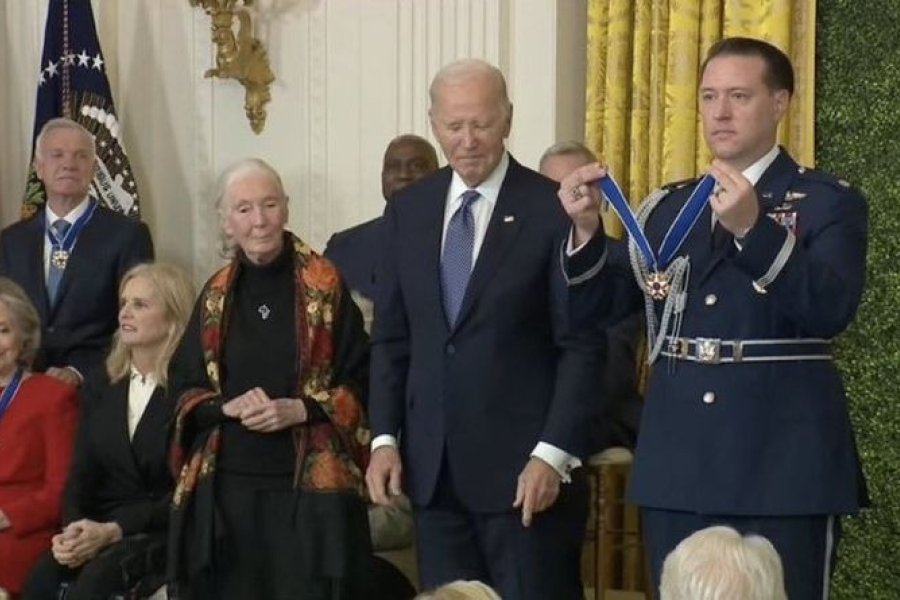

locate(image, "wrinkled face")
[[700, 55, 788, 170], [34, 127, 96, 203], [222, 172, 288, 265], [118, 276, 169, 352], [0, 301, 23, 379], [429, 73, 511, 188], [381, 140, 439, 201], [540, 153, 592, 183]]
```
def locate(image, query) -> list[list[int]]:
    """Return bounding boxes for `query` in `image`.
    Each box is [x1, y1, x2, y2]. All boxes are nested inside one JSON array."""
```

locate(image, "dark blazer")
[[0, 205, 154, 375], [568, 148, 870, 516], [324, 216, 383, 301], [369, 157, 602, 513], [64, 371, 174, 535]]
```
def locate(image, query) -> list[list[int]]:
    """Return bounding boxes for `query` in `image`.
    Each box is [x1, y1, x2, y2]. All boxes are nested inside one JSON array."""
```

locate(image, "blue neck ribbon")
[[0, 368, 25, 422], [596, 174, 716, 273], [45, 199, 99, 255]]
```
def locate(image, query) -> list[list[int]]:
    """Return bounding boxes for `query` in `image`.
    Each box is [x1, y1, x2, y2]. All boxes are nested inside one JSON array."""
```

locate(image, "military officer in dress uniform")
[[557, 37, 869, 600]]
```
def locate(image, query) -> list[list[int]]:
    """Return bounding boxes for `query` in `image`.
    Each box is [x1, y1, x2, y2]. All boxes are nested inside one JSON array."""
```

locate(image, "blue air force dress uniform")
[[565, 147, 869, 599]]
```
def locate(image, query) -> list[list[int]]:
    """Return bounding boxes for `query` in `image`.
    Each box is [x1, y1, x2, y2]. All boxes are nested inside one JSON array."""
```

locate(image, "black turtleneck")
[[218, 241, 298, 479]]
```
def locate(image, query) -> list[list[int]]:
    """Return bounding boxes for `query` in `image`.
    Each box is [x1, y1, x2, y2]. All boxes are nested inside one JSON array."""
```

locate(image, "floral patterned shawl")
[[167, 234, 370, 586]]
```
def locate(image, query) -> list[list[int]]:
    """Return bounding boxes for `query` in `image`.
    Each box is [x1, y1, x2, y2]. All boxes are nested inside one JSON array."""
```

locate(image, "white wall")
[[0, 0, 586, 282]]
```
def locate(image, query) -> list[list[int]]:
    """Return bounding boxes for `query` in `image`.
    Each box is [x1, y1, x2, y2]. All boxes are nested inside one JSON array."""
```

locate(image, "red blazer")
[[0, 374, 78, 595]]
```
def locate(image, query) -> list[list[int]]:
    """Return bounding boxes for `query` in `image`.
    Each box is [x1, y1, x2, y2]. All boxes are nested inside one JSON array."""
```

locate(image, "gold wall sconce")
[[191, 0, 275, 134]]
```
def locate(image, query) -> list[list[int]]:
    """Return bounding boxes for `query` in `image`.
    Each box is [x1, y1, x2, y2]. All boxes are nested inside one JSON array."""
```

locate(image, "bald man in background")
[[325, 134, 439, 328]]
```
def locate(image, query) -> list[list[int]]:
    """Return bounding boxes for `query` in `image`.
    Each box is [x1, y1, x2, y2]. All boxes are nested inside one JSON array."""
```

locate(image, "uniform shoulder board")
[[796, 166, 854, 190]]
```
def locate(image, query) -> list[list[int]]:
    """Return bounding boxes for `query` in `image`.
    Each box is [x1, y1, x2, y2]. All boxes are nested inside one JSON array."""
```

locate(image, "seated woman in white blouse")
[[23, 263, 194, 600]]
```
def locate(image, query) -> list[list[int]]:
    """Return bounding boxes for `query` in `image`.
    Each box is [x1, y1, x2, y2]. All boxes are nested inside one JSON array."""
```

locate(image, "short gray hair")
[[538, 140, 597, 173], [35, 117, 96, 160], [212, 158, 288, 257], [659, 526, 787, 600], [429, 59, 511, 118], [0, 278, 41, 368]]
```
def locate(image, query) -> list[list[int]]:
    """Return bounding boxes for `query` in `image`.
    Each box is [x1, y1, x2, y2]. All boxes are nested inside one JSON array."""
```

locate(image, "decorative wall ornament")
[[191, 0, 275, 134]]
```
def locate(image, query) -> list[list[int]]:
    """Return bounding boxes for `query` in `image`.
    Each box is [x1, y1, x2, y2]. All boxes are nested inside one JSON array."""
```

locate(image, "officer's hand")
[[513, 457, 561, 527], [558, 163, 607, 247], [366, 446, 403, 506], [708, 160, 760, 237]]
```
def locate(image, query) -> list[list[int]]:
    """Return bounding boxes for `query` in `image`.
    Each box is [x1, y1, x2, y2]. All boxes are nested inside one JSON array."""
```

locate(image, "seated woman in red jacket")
[[22, 263, 194, 600], [0, 278, 79, 598]]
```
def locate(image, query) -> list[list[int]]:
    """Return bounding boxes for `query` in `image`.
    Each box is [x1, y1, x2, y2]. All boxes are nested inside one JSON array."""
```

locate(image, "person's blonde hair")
[[415, 580, 502, 600], [659, 525, 787, 600], [0, 278, 41, 368], [105, 263, 195, 386]]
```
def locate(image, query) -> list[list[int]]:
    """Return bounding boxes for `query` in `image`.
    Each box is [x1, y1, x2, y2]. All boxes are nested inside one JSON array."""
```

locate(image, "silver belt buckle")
[[695, 338, 722, 364]]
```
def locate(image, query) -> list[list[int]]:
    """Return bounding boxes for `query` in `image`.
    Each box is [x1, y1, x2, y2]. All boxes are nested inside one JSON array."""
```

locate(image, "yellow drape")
[[586, 0, 816, 238]]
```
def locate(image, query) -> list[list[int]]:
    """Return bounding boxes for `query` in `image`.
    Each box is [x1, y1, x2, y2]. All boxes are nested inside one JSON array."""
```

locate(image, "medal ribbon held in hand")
[[0, 368, 25, 423], [596, 174, 717, 299], [45, 200, 99, 270]]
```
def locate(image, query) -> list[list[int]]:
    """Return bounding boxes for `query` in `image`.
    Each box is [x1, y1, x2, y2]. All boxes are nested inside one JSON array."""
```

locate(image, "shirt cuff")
[[566, 228, 590, 256], [372, 434, 398, 451], [531, 442, 582, 483]]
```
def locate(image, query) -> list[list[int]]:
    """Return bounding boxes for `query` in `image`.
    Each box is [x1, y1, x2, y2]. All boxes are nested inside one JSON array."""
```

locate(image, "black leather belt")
[[662, 336, 833, 364]]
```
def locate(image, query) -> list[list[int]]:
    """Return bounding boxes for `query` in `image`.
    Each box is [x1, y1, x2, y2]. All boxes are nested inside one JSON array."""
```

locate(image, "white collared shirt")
[[127, 366, 157, 440], [43, 197, 91, 280], [440, 151, 508, 263], [742, 144, 780, 186]]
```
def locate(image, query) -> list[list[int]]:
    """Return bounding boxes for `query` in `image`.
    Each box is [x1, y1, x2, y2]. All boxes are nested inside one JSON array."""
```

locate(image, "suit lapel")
[[453, 160, 527, 330], [131, 386, 169, 474], [21, 217, 51, 321], [417, 170, 453, 335]]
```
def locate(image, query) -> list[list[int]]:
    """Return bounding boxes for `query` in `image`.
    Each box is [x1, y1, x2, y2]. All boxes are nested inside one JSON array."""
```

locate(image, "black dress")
[[168, 242, 373, 600]]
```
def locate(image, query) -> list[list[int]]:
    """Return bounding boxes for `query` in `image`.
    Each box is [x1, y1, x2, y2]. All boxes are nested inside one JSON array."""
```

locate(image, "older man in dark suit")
[[366, 59, 601, 600], [0, 118, 153, 386]]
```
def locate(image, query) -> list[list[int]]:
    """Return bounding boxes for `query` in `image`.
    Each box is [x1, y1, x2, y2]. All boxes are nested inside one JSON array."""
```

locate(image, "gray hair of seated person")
[[415, 579, 502, 600], [538, 140, 597, 174], [659, 525, 788, 600], [212, 157, 289, 257], [0, 278, 41, 368]]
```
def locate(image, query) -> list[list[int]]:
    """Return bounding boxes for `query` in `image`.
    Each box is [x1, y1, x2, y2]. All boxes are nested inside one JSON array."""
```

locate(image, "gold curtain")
[[585, 0, 816, 238]]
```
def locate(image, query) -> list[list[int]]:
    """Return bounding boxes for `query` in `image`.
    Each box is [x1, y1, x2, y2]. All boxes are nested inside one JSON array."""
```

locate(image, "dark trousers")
[[22, 534, 165, 600], [642, 508, 841, 600], [414, 461, 588, 600]]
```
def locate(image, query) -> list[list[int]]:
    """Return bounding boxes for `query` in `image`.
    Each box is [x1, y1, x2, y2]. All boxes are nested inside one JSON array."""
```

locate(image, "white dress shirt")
[[127, 367, 157, 440], [373, 152, 581, 482]]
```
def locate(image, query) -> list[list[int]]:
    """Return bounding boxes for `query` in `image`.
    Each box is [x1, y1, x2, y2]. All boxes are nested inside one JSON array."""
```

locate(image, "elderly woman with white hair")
[[659, 525, 788, 600], [167, 158, 371, 599]]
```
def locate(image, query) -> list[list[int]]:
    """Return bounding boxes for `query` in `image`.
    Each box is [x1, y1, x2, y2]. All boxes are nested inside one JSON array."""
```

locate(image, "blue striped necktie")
[[441, 190, 480, 326], [47, 219, 71, 306]]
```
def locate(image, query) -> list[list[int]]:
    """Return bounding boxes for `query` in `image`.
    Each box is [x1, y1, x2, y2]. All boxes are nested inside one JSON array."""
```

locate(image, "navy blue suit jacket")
[[369, 157, 602, 512], [568, 148, 870, 516], [324, 216, 383, 301], [0, 206, 154, 375]]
